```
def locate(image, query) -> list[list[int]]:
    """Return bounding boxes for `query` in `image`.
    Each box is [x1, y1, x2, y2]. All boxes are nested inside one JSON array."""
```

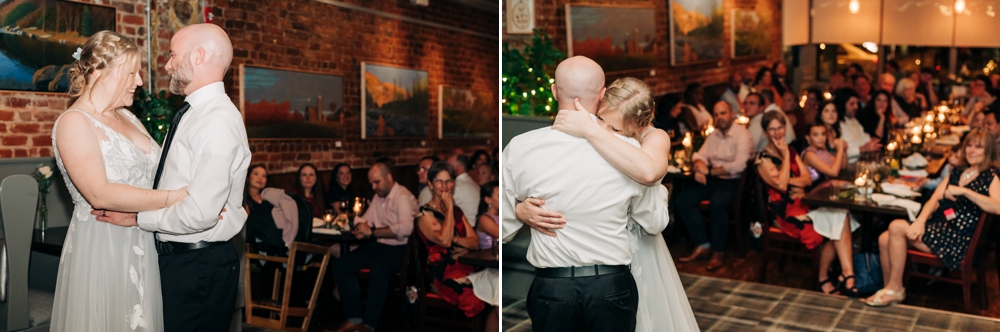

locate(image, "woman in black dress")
[[864, 130, 1000, 307]]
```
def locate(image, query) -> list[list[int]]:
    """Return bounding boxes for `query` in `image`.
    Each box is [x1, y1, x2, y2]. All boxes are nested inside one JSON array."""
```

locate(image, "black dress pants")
[[159, 242, 240, 332], [332, 242, 406, 329], [526, 270, 638, 332]]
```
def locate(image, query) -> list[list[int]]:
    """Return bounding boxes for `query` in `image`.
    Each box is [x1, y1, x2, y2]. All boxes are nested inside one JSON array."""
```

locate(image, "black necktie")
[[153, 102, 191, 189]]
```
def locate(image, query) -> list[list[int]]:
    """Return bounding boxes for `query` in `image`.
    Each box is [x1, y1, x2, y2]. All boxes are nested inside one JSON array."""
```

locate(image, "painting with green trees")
[[0, 0, 115, 91], [669, 0, 724, 65], [732, 8, 770, 58]]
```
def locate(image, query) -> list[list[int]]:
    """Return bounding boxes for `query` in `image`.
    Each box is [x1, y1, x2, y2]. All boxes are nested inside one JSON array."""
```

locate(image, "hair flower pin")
[[72, 47, 82, 60]]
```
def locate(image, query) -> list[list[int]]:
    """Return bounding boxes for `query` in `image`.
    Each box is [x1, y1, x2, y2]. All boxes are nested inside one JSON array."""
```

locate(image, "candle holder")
[[323, 209, 335, 229]]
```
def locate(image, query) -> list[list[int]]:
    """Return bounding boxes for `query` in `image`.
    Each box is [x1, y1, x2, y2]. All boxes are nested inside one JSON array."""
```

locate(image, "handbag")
[[852, 252, 884, 297]]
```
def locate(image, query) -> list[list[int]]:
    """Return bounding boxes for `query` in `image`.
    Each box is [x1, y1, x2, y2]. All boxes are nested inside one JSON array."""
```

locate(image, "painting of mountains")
[[732, 8, 771, 58], [240, 65, 345, 139], [669, 0, 724, 65], [566, 4, 657, 73], [361, 62, 429, 139], [439, 86, 493, 139], [0, 0, 114, 91]]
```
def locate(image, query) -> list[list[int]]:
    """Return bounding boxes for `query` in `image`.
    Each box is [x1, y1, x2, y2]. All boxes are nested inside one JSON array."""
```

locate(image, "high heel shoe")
[[839, 275, 859, 297], [817, 279, 839, 294], [863, 288, 905, 307]]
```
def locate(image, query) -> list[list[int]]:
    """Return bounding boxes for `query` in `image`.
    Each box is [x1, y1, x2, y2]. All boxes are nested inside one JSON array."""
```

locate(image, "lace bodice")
[[52, 109, 161, 221]]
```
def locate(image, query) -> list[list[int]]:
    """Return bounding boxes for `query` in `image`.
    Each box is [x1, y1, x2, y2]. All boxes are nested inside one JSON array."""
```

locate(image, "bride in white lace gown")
[[519, 78, 700, 331], [49, 31, 187, 331]]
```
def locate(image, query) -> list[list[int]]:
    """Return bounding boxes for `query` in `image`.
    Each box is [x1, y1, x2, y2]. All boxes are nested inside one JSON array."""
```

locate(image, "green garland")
[[502, 29, 565, 117]]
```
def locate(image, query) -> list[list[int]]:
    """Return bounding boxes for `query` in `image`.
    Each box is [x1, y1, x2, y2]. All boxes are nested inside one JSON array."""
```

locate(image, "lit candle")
[[353, 201, 361, 214], [736, 115, 749, 125], [855, 175, 866, 187], [887, 141, 897, 152], [703, 125, 715, 136], [911, 126, 922, 135], [925, 114, 934, 122], [323, 214, 334, 222], [923, 124, 934, 133], [938, 113, 947, 122], [911, 135, 922, 144], [682, 134, 692, 147], [799, 95, 807, 108]]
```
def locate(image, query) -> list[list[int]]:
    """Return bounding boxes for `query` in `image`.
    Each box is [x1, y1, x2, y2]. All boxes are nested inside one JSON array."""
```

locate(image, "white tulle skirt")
[[630, 223, 701, 332]]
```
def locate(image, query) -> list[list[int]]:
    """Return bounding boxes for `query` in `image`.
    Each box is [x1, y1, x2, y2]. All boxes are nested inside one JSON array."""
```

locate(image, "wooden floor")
[[502, 272, 1000, 331]]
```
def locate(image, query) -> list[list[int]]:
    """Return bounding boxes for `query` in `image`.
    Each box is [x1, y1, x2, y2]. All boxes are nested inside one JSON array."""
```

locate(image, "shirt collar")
[[184, 82, 225, 110]]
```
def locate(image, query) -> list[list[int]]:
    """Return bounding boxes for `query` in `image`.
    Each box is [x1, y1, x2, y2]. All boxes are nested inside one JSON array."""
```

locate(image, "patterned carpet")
[[502, 273, 1000, 331]]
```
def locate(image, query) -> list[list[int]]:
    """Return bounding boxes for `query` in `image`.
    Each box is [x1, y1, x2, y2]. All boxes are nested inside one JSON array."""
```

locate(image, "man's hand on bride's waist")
[[515, 197, 565, 237]]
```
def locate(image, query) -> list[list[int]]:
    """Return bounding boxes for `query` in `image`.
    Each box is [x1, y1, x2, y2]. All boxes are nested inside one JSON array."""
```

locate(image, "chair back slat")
[[0, 175, 39, 331], [961, 212, 993, 270]]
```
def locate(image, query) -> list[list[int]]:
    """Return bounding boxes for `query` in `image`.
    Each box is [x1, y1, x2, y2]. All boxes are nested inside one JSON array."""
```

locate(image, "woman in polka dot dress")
[[864, 130, 1000, 307]]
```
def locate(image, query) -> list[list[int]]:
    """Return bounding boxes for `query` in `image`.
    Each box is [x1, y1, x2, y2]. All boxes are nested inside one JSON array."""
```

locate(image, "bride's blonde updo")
[[599, 77, 655, 140], [67, 30, 140, 99]]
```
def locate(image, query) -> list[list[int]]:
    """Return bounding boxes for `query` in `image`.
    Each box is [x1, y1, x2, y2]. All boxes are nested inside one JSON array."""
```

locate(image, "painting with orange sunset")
[[361, 63, 429, 139]]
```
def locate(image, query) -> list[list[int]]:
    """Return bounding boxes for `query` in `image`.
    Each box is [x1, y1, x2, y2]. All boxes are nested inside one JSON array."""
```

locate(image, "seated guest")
[[417, 155, 439, 206], [857, 90, 893, 145], [653, 93, 695, 139], [677, 101, 754, 271], [878, 73, 897, 97], [834, 88, 882, 163], [756, 112, 858, 295], [720, 71, 744, 115], [473, 163, 494, 186], [333, 162, 417, 332], [965, 75, 994, 120], [755, 67, 784, 108], [819, 100, 844, 148], [325, 163, 357, 214], [750, 90, 795, 152], [244, 165, 300, 250], [969, 109, 986, 131], [682, 82, 713, 129], [293, 163, 326, 219], [852, 74, 872, 108], [476, 181, 499, 250], [415, 161, 484, 317], [891, 78, 925, 122], [801, 121, 847, 185], [802, 88, 823, 129], [827, 72, 846, 93], [865, 130, 1000, 306], [447, 154, 481, 225], [917, 68, 939, 107], [772, 61, 789, 96], [471, 149, 491, 168], [782, 90, 806, 138], [983, 110, 1000, 145]]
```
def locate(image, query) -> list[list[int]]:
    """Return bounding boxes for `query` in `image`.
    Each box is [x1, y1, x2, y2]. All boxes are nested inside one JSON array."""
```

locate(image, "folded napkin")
[[312, 217, 326, 228], [879, 182, 922, 197], [936, 135, 960, 146], [903, 153, 928, 168], [951, 125, 971, 134], [871, 193, 921, 221], [898, 169, 930, 178], [312, 227, 342, 235], [667, 165, 682, 174]]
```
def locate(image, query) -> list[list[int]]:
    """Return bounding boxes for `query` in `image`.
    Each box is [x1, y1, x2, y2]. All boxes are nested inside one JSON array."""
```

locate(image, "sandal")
[[817, 278, 839, 294], [839, 275, 859, 297], [863, 288, 906, 307]]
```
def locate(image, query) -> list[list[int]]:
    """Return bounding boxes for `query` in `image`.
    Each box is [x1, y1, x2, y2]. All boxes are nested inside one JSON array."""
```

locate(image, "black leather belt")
[[535, 264, 629, 278], [155, 239, 231, 255]]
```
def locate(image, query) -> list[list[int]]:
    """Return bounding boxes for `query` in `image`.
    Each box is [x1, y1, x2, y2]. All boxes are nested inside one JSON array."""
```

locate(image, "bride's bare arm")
[[56, 111, 187, 212], [552, 103, 671, 186]]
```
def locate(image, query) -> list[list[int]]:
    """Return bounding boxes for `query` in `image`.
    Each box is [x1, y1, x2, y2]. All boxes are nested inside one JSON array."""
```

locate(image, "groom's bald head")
[[166, 24, 234, 95], [553, 56, 605, 114]]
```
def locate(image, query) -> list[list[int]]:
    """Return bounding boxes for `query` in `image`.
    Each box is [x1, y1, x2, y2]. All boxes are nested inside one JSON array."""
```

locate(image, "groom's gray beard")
[[169, 62, 193, 95]]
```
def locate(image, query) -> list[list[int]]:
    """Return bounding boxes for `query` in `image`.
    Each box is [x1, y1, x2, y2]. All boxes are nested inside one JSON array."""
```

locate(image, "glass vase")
[[37, 192, 48, 232]]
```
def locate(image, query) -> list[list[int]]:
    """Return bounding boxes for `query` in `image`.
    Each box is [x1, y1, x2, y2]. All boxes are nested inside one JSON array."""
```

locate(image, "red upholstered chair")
[[904, 212, 993, 312], [406, 220, 485, 331]]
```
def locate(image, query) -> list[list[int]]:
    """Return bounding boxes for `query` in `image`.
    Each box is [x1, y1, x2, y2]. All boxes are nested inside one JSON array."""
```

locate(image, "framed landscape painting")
[[361, 62, 429, 139], [732, 8, 771, 58], [439, 85, 493, 139], [239, 65, 345, 139], [669, 0, 724, 66], [0, 0, 115, 91], [565, 4, 657, 73]]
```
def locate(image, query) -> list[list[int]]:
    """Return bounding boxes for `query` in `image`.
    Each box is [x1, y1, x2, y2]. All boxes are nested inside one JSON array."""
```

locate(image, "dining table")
[[311, 227, 373, 255], [801, 181, 909, 252], [457, 249, 498, 269]]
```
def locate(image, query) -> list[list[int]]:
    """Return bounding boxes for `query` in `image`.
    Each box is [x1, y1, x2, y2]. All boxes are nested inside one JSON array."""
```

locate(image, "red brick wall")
[[1, 0, 499, 175], [503, 0, 781, 97], [0, 0, 149, 159], [213, 0, 499, 173]]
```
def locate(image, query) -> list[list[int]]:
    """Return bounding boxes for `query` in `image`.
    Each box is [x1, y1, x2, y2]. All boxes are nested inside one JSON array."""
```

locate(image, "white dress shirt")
[[417, 186, 432, 206], [453, 172, 480, 226], [138, 82, 252, 243], [840, 117, 871, 163], [692, 124, 754, 180], [749, 108, 796, 152], [502, 125, 669, 268], [357, 182, 417, 246]]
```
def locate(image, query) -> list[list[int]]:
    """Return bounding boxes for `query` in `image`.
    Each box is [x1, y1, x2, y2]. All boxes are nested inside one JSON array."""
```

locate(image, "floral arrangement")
[[33, 164, 53, 231]]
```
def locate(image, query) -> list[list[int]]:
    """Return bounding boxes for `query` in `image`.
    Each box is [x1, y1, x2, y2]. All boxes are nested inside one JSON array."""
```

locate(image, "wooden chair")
[[0, 174, 51, 332], [685, 159, 755, 254], [748, 169, 822, 286], [244, 241, 332, 331], [406, 221, 484, 331], [904, 212, 993, 312]]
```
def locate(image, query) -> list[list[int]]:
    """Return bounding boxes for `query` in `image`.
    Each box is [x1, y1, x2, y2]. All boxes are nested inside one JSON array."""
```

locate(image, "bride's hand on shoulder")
[[552, 99, 600, 138], [515, 197, 565, 237]]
